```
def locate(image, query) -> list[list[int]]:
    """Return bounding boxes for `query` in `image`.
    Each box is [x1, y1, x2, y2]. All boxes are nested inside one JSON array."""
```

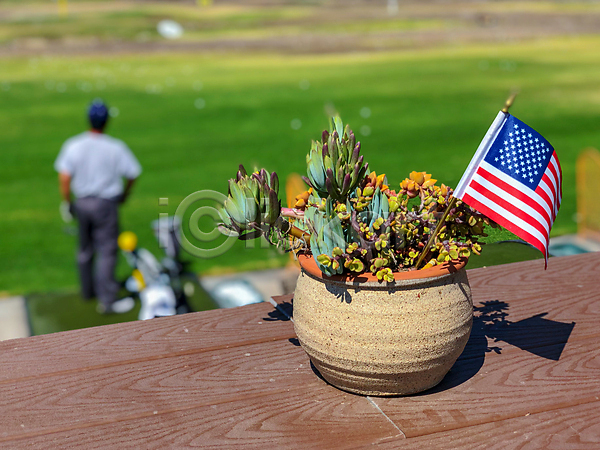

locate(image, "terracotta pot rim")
[[297, 253, 468, 283]]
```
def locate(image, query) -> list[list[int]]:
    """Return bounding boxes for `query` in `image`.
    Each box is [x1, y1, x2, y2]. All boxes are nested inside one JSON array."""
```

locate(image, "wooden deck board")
[[1, 339, 313, 439], [1, 388, 402, 449], [369, 336, 600, 437], [0, 301, 295, 382], [373, 400, 600, 449], [1, 253, 598, 448]]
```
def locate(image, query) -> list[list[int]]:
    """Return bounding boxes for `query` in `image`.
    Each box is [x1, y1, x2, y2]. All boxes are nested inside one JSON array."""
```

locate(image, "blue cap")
[[88, 99, 109, 130]]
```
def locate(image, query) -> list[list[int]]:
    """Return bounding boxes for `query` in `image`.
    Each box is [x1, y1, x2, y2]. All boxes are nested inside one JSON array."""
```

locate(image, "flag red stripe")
[[550, 153, 563, 201], [477, 166, 552, 229], [462, 193, 547, 256], [469, 179, 549, 239], [536, 175, 556, 221]]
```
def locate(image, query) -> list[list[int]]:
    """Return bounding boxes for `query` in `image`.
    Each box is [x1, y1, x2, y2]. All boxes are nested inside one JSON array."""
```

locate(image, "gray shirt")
[[54, 132, 141, 199]]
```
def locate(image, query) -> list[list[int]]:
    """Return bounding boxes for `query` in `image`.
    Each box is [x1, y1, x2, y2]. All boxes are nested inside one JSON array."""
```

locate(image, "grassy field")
[[1, 31, 600, 294]]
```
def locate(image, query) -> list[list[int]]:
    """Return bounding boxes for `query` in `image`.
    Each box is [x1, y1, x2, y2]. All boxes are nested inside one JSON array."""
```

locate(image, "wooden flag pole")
[[414, 197, 457, 269], [415, 93, 518, 269]]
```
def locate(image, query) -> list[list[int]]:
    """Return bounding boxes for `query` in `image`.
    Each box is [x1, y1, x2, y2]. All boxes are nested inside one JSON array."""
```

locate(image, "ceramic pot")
[[293, 254, 473, 396]]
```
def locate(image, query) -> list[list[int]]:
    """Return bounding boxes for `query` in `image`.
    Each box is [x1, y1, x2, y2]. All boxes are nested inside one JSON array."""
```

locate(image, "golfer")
[[55, 99, 142, 314]]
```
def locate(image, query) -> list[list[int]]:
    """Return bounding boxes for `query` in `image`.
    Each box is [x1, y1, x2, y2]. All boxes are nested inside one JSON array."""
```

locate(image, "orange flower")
[[409, 171, 436, 187], [400, 172, 437, 198], [440, 183, 449, 197], [293, 188, 312, 210], [364, 171, 389, 192]]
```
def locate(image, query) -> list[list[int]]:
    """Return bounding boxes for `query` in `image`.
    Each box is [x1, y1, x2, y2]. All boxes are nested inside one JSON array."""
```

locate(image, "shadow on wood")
[[267, 297, 575, 396], [423, 300, 576, 395], [263, 300, 293, 321], [487, 311, 576, 361]]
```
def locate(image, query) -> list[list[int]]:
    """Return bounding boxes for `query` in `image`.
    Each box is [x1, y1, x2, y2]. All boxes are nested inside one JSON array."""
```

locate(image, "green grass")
[[1, 36, 600, 294], [466, 241, 544, 270]]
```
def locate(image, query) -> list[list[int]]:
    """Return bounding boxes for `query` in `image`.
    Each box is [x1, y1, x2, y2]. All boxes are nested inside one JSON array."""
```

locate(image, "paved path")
[[0, 296, 30, 341], [200, 265, 300, 307]]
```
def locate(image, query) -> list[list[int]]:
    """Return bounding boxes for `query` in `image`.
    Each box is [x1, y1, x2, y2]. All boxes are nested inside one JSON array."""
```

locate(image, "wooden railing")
[[1, 252, 599, 448]]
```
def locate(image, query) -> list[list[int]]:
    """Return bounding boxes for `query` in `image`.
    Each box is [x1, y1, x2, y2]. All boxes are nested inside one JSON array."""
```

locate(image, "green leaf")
[[331, 115, 344, 139]]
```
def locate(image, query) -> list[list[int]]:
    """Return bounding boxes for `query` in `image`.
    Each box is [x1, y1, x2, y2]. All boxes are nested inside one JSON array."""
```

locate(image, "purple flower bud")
[[267, 189, 281, 224], [351, 144, 360, 165], [325, 177, 335, 198], [322, 143, 328, 159], [270, 171, 279, 193], [259, 168, 268, 183], [322, 130, 329, 142], [342, 173, 351, 193], [326, 167, 334, 181]]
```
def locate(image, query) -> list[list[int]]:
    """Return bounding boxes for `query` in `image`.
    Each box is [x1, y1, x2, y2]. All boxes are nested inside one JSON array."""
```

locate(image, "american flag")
[[454, 112, 562, 266]]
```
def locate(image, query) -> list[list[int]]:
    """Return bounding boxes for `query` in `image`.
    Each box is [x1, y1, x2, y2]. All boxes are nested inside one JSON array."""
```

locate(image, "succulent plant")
[[305, 196, 347, 276], [221, 165, 280, 239], [304, 116, 368, 201], [220, 118, 493, 281]]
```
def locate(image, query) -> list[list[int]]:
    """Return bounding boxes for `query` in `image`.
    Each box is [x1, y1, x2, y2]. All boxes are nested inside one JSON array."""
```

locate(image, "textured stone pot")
[[293, 254, 473, 396]]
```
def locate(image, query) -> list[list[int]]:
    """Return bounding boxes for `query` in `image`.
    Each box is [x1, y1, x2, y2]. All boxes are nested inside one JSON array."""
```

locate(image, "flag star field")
[[484, 115, 554, 190]]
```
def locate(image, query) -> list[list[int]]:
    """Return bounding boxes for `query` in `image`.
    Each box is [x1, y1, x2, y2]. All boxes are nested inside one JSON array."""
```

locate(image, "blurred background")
[[1, 0, 599, 335]]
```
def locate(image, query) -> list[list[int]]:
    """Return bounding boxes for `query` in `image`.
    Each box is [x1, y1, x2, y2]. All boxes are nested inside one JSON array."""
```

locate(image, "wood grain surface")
[[1, 253, 599, 448], [3, 389, 401, 449], [0, 301, 295, 382], [374, 400, 600, 449]]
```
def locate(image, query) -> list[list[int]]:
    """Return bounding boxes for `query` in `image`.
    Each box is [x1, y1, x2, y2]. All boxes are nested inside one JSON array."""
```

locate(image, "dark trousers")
[[75, 197, 120, 307]]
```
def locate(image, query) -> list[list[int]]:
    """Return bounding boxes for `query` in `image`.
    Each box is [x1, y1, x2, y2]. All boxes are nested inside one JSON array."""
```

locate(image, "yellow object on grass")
[[58, 0, 68, 17], [132, 269, 146, 290], [118, 231, 138, 252]]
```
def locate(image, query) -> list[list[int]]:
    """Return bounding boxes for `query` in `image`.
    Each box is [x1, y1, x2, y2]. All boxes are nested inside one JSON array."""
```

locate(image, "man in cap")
[[55, 99, 142, 314]]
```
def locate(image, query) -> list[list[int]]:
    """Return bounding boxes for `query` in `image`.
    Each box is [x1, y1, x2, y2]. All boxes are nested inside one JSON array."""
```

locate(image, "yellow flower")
[[409, 171, 436, 187], [400, 171, 437, 198], [364, 171, 389, 192], [293, 188, 312, 210]]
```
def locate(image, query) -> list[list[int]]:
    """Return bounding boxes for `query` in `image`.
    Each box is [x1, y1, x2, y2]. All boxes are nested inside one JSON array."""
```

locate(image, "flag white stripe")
[[540, 158, 560, 219], [455, 111, 507, 199], [537, 177, 557, 220], [464, 187, 549, 247], [471, 171, 551, 234], [480, 161, 554, 221], [547, 171, 560, 218], [544, 159, 559, 208]]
